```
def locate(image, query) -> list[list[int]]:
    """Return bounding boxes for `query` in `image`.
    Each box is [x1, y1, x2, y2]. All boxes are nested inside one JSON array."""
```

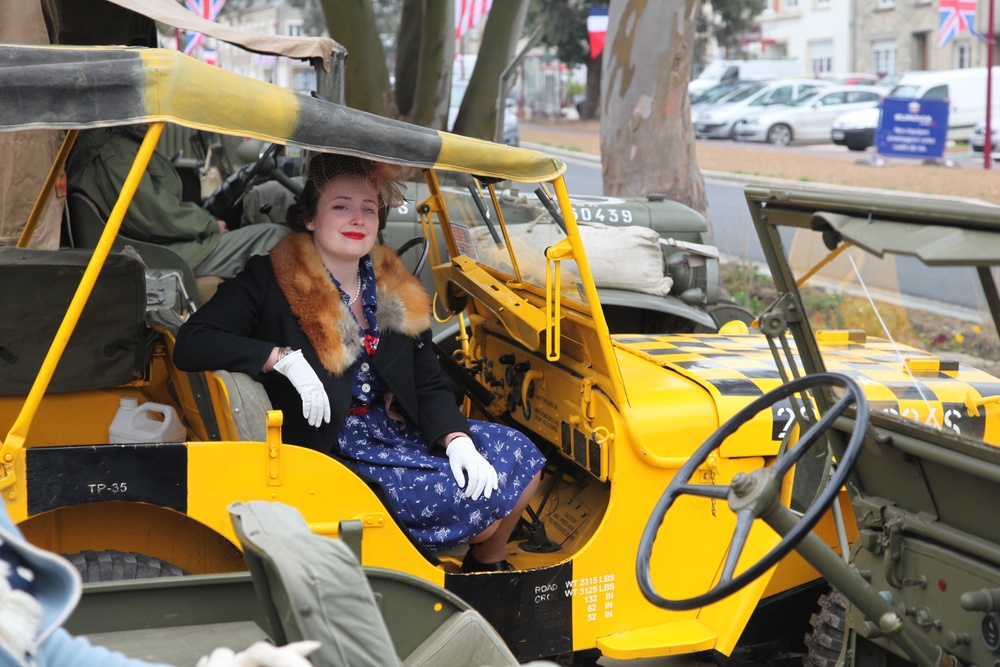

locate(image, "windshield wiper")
[[467, 181, 503, 247], [533, 187, 567, 234]]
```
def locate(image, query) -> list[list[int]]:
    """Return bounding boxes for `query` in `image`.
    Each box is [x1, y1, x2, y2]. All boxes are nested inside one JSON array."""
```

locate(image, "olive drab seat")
[[67, 192, 204, 308], [209, 370, 272, 442], [67, 191, 227, 307], [227, 501, 522, 667]]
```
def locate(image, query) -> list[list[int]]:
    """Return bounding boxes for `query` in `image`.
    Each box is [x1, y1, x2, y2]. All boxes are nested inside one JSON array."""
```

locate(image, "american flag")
[[455, 0, 493, 40], [183, 0, 228, 55], [938, 0, 983, 48]]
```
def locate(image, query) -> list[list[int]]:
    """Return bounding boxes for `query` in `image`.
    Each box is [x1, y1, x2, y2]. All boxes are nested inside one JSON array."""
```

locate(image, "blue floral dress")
[[332, 255, 546, 551]]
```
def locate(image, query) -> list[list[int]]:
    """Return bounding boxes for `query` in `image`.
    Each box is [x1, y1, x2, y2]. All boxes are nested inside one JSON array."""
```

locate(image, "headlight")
[[698, 113, 717, 122], [834, 121, 868, 131]]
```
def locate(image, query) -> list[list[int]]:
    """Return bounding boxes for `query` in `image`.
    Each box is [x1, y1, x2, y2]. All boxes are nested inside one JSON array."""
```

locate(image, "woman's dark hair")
[[286, 153, 404, 232]]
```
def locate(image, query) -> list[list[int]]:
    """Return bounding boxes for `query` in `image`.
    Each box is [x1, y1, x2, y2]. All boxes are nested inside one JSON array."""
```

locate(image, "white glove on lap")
[[273, 350, 330, 428], [196, 640, 320, 667], [446, 436, 498, 501]]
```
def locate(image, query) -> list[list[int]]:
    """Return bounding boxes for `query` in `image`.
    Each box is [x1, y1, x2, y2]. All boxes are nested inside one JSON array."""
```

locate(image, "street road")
[[558, 155, 984, 314]]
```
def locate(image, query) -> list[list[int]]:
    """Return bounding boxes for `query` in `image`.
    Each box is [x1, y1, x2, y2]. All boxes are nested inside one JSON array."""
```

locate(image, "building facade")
[[207, 0, 318, 92], [756, 0, 851, 77], [852, 0, 990, 76], [736, 0, 994, 79]]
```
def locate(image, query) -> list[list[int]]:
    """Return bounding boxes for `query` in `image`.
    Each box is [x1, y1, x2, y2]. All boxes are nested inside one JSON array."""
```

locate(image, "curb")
[[524, 141, 600, 164], [523, 141, 998, 208]]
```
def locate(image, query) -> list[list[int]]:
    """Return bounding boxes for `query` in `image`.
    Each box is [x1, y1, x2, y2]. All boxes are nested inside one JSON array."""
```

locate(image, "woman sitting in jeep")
[[173, 153, 544, 572]]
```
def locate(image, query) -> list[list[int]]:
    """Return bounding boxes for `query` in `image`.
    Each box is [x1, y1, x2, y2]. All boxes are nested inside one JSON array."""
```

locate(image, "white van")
[[688, 59, 802, 97], [887, 67, 1000, 140]]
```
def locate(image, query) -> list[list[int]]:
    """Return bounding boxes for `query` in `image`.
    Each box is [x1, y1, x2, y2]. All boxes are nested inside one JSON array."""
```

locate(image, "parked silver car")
[[693, 78, 829, 140], [734, 85, 885, 145], [689, 80, 761, 121], [971, 118, 1000, 159]]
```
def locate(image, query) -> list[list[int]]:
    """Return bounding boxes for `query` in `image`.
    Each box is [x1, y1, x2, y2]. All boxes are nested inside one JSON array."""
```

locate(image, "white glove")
[[196, 640, 320, 667], [273, 349, 330, 428], [446, 436, 498, 501]]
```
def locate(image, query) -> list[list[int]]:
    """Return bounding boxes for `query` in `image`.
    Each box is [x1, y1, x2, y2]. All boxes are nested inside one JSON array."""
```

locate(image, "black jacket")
[[173, 234, 468, 453]]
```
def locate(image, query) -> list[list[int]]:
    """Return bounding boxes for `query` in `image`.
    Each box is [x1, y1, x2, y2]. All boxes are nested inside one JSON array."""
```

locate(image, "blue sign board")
[[875, 98, 949, 159]]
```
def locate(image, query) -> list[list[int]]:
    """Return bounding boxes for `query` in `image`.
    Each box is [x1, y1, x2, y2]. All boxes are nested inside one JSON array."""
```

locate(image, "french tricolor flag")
[[587, 5, 608, 60]]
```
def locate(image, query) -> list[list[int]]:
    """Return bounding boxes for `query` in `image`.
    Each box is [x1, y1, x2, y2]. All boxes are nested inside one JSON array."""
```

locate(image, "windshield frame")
[[745, 185, 1000, 449]]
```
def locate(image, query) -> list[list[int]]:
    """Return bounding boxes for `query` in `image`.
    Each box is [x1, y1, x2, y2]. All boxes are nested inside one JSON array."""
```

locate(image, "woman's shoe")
[[461, 550, 515, 573]]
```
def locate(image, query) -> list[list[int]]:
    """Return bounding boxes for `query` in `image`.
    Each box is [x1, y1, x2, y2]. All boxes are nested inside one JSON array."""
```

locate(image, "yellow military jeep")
[[3, 42, 1000, 666]]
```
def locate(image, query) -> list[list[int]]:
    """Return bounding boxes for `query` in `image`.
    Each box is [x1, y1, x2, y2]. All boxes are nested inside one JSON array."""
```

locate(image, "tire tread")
[[803, 588, 847, 667], [64, 549, 188, 582]]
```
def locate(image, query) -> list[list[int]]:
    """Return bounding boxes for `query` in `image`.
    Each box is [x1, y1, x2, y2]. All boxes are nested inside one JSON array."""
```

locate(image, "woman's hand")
[[273, 350, 330, 428], [445, 436, 498, 501], [196, 640, 320, 667]]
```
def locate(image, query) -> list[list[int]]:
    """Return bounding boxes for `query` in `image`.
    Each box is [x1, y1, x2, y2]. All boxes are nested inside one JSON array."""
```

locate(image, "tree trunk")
[[580, 54, 602, 120], [453, 1, 529, 141], [395, 0, 453, 129], [394, 0, 423, 117], [319, 0, 393, 115], [600, 0, 708, 220]]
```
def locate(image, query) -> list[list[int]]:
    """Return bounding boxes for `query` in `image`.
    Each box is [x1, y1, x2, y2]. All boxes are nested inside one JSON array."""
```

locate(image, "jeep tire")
[[803, 588, 847, 667], [64, 549, 188, 582]]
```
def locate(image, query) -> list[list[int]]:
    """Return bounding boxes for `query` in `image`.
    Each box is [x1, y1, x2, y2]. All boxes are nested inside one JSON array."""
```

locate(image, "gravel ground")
[[520, 120, 1000, 206]]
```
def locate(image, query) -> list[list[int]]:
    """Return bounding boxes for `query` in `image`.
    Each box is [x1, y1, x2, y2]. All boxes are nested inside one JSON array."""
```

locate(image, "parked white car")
[[734, 85, 885, 145], [830, 107, 881, 151], [694, 78, 829, 140]]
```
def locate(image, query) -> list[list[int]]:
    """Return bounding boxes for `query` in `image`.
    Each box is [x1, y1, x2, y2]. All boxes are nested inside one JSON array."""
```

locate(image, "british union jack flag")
[[183, 0, 228, 55], [938, 0, 984, 48]]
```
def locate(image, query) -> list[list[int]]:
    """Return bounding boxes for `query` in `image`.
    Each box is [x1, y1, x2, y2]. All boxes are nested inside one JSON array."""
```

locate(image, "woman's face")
[[310, 174, 380, 264]]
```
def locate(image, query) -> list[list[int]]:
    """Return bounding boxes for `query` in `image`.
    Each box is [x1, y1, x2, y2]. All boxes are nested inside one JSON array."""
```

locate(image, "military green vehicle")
[[638, 186, 1000, 667]]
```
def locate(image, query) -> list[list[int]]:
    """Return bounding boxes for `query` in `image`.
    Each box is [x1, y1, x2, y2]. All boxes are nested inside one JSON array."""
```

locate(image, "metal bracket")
[[265, 410, 283, 486]]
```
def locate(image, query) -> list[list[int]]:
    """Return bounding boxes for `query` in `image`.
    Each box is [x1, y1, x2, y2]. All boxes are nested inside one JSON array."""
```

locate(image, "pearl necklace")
[[346, 270, 362, 306]]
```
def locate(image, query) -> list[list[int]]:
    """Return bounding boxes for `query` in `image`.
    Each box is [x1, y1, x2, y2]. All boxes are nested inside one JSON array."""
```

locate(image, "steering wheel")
[[396, 236, 429, 277], [637, 372, 868, 610], [227, 142, 284, 209]]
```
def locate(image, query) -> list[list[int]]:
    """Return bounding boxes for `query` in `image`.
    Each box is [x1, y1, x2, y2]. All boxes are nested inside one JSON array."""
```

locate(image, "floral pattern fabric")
[[332, 256, 546, 551]]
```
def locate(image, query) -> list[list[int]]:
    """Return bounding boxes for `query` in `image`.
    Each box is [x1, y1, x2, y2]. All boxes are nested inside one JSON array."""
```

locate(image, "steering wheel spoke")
[[773, 391, 857, 477], [637, 372, 868, 611], [720, 509, 756, 585], [676, 482, 731, 501]]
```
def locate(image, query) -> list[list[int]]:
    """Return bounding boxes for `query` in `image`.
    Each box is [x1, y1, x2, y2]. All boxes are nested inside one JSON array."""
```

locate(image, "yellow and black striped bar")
[[0, 43, 565, 183]]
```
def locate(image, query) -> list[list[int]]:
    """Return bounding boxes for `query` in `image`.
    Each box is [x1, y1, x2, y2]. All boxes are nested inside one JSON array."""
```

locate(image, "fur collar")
[[270, 233, 431, 375]]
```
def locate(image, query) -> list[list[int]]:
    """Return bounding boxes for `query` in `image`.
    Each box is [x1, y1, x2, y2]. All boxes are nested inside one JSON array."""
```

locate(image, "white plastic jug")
[[109, 397, 187, 443]]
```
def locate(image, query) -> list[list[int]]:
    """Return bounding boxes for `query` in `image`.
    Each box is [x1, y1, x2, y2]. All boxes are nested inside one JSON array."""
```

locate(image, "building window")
[[812, 56, 832, 74], [810, 40, 834, 75], [786, 0, 799, 8], [873, 40, 897, 76], [287, 22, 303, 37], [955, 42, 972, 68], [815, 0, 831, 6], [876, 0, 894, 7]]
